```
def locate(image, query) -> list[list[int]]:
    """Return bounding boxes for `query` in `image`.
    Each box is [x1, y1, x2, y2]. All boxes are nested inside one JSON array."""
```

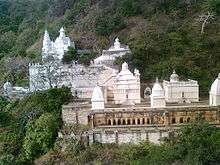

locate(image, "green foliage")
[[0, 96, 9, 110], [78, 52, 97, 66], [173, 120, 220, 164], [62, 47, 77, 64], [23, 113, 59, 160], [0, 87, 72, 163], [16, 87, 72, 131], [95, 11, 126, 36], [0, 154, 15, 165], [117, 0, 143, 17], [207, 0, 220, 14]]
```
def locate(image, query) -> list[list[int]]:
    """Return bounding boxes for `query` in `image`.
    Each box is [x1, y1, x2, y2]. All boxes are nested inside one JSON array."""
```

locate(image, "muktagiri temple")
[[62, 63, 220, 144], [3, 27, 220, 144]]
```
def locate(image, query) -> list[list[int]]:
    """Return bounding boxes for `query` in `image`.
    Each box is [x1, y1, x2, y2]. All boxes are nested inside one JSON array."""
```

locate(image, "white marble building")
[[113, 62, 141, 105], [42, 27, 75, 61], [91, 85, 105, 110], [151, 78, 166, 108], [94, 38, 131, 66], [91, 62, 140, 107], [163, 70, 199, 103], [210, 73, 220, 106]]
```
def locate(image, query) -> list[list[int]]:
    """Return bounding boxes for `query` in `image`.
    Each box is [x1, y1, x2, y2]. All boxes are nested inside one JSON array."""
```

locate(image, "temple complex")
[[2, 26, 220, 145], [62, 69, 220, 144]]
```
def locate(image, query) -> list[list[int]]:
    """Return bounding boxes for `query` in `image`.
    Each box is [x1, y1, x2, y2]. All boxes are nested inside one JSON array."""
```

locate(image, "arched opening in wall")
[[108, 119, 111, 125], [132, 119, 136, 125], [118, 119, 121, 125], [127, 119, 131, 125], [187, 117, 191, 123], [179, 117, 184, 123], [137, 119, 140, 125], [122, 119, 126, 125], [172, 118, 176, 124], [182, 92, 185, 98], [142, 118, 145, 124], [147, 118, 150, 124], [113, 119, 116, 125]]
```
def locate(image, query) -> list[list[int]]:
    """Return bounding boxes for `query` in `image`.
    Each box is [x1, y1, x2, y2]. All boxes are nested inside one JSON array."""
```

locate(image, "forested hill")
[[1, 0, 220, 94]]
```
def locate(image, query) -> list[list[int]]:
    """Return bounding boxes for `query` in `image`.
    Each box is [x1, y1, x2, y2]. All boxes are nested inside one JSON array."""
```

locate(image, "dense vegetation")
[[0, 0, 220, 94], [0, 87, 72, 164]]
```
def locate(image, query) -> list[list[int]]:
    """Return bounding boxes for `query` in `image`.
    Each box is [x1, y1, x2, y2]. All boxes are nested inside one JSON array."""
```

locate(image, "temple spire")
[[42, 29, 52, 53], [59, 27, 65, 38]]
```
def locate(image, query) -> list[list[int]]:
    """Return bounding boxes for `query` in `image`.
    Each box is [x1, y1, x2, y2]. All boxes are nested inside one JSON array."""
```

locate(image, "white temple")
[[4, 24, 218, 110], [150, 78, 166, 108], [163, 70, 199, 103], [210, 73, 220, 106], [93, 38, 131, 66], [91, 62, 141, 106], [42, 27, 75, 61], [113, 62, 140, 105]]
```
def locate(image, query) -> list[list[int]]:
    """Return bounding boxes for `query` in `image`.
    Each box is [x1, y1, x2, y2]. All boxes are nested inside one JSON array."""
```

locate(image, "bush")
[[23, 113, 59, 160]]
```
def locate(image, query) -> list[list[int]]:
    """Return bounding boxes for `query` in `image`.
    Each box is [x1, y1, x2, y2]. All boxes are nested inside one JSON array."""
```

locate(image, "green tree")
[[62, 47, 77, 64], [23, 113, 59, 160]]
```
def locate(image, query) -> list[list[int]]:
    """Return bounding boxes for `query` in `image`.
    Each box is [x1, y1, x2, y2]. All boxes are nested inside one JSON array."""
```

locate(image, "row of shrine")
[[90, 62, 220, 109]]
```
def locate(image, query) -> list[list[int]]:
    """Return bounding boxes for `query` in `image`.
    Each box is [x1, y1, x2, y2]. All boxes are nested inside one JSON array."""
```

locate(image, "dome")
[[170, 70, 179, 82], [151, 78, 164, 97], [210, 73, 220, 95], [91, 85, 104, 102]]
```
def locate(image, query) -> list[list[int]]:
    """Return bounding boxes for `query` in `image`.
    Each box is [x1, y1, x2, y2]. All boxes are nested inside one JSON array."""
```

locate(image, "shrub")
[[23, 113, 59, 160]]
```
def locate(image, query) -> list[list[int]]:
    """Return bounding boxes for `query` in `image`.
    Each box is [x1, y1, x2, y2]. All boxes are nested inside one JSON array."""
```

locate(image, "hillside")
[[1, 0, 220, 94]]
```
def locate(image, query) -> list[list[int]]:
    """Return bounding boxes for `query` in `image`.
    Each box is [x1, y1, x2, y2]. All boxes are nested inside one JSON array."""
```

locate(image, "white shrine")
[[163, 70, 199, 103], [91, 62, 140, 106], [91, 85, 105, 110], [150, 78, 166, 108], [4, 24, 218, 110], [42, 27, 75, 61], [113, 62, 140, 105], [93, 38, 131, 66], [210, 73, 220, 106]]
